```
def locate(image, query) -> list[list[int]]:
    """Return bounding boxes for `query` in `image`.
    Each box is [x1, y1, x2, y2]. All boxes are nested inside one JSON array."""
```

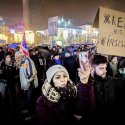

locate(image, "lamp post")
[[58, 17, 71, 29], [57, 17, 74, 45]]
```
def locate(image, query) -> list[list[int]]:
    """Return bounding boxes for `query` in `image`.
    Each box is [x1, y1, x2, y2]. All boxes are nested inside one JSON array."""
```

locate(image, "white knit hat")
[[46, 65, 69, 83]]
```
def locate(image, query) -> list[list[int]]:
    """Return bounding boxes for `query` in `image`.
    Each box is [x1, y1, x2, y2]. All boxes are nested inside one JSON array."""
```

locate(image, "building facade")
[[23, 0, 42, 31]]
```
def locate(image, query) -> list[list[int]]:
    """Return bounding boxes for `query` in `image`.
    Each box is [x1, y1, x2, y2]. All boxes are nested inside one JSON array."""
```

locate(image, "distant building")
[[78, 25, 98, 44], [23, 0, 42, 31], [0, 17, 6, 32], [0, 17, 9, 44]]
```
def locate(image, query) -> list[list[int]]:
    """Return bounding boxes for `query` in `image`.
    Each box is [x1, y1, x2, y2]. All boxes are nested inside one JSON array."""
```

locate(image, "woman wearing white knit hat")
[[36, 64, 89, 125]]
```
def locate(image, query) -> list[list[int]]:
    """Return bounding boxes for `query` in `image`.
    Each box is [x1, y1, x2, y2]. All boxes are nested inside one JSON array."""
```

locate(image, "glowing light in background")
[[14, 32, 22, 42], [72, 30, 76, 35], [0, 33, 8, 41], [63, 30, 68, 39], [25, 31, 34, 44]]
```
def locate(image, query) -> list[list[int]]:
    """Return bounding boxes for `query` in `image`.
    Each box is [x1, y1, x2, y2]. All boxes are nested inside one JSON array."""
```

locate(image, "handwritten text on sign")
[[98, 7, 125, 57]]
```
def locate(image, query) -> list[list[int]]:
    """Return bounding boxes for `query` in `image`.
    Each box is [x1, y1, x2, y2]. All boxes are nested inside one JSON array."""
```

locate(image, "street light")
[[58, 20, 61, 25], [67, 20, 71, 25], [72, 30, 76, 35], [57, 17, 72, 29], [61, 17, 64, 22]]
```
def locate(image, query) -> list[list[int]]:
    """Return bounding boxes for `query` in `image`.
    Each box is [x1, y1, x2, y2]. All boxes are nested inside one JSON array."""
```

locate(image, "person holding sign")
[[77, 54, 125, 125]]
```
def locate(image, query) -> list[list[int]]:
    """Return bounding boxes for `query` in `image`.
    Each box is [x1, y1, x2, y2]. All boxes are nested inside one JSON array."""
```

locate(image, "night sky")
[[1, 0, 125, 30]]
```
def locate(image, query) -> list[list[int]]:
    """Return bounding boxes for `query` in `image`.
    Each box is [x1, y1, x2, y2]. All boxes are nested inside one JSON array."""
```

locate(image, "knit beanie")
[[46, 65, 69, 83], [91, 54, 108, 65]]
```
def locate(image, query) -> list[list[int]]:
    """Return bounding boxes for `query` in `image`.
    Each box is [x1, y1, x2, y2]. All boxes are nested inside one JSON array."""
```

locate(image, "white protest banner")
[[48, 16, 58, 36], [93, 7, 125, 57]]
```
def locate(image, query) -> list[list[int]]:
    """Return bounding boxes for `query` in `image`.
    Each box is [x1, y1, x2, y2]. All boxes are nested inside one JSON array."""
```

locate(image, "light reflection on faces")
[[5, 55, 11, 62], [94, 63, 107, 79], [52, 71, 68, 88]]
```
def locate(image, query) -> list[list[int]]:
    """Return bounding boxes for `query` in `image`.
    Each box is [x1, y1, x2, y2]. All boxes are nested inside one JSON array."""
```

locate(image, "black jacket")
[[80, 76, 125, 125]]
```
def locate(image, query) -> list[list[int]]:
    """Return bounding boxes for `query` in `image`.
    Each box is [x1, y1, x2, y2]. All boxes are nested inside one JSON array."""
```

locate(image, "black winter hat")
[[91, 54, 108, 65], [53, 52, 60, 57]]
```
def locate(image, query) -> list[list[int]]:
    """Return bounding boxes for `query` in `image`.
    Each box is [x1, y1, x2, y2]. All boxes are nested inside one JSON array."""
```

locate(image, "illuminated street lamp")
[[61, 17, 64, 22], [57, 17, 72, 29], [58, 20, 61, 25], [67, 20, 71, 25], [72, 30, 76, 35]]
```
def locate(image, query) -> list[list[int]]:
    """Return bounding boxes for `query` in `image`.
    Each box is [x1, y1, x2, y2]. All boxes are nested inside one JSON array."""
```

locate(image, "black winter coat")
[[79, 76, 125, 125]]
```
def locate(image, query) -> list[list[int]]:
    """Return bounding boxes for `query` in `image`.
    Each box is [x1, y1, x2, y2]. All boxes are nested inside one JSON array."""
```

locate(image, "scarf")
[[55, 81, 77, 101], [42, 79, 77, 103]]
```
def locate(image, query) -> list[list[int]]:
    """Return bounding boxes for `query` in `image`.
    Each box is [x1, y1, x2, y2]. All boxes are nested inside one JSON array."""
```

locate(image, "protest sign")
[[93, 7, 125, 57]]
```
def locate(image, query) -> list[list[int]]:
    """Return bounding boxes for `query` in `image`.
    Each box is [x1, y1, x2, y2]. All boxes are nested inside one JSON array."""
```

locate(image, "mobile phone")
[[78, 51, 88, 70]]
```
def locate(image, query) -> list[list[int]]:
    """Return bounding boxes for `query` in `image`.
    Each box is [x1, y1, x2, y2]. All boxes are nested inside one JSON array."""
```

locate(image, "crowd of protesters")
[[0, 43, 125, 125]]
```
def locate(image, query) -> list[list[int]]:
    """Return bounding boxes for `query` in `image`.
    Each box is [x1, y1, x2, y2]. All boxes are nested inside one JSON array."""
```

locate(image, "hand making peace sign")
[[78, 60, 91, 84]]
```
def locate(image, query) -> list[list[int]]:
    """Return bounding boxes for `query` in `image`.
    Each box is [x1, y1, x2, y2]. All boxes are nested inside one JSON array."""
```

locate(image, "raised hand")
[[78, 60, 91, 84]]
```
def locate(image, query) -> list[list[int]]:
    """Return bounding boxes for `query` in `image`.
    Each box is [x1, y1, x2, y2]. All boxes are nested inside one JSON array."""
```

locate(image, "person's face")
[[119, 68, 125, 74], [54, 55, 59, 60], [52, 71, 68, 88], [58, 48, 62, 53], [53, 48, 56, 51], [5, 55, 11, 62], [112, 57, 118, 64], [65, 53, 70, 57], [32, 52, 35, 55], [35, 51, 38, 54], [15, 53, 23, 63], [15, 55, 21, 62], [94, 63, 107, 79], [73, 51, 77, 55]]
